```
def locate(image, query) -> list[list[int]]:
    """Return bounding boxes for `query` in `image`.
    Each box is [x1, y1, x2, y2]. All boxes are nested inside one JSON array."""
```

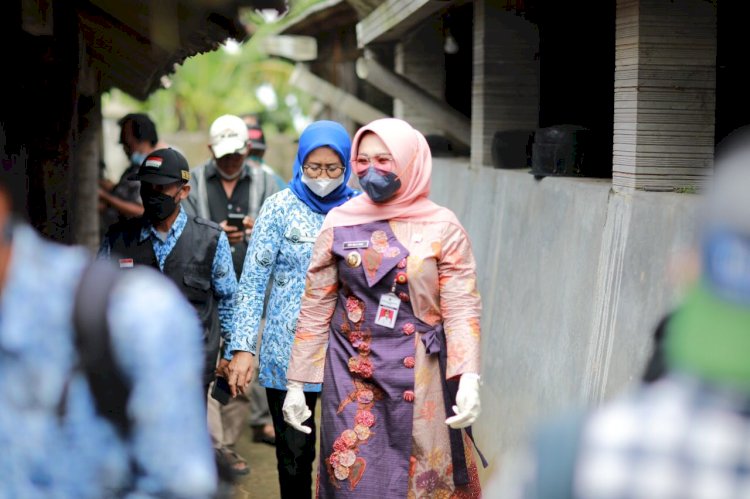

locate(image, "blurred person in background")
[[232, 120, 358, 498], [0, 135, 217, 498], [488, 129, 750, 498], [241, 112, 287, 191], [99, 113, 166, 233]]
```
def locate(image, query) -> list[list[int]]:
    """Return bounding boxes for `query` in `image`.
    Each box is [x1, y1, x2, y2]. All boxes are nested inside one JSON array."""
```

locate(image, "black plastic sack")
[[530, 124, 589, 178]]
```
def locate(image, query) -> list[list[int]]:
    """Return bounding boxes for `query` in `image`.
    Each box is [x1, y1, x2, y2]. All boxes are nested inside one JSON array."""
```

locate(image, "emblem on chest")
[[346, 251, 361, 268]]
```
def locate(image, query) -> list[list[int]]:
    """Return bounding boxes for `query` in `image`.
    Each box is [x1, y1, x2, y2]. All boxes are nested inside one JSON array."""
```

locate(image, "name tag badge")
[[118, 258, 134, 269], [375, 293, 400, 329], [343, 240, 369, 250]]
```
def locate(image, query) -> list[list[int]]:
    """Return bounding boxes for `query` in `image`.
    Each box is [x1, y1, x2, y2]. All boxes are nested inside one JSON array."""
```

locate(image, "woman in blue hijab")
[[231, 121, 356, 498], [288, 120, 356, 213]]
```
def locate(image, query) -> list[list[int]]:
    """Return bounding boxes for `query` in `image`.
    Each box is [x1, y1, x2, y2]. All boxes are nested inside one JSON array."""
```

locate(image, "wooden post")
[[394, 15, 445, 136], [71, 95, 103, 251], [472, 0, 539, 168], [613, 0, 716, 191]]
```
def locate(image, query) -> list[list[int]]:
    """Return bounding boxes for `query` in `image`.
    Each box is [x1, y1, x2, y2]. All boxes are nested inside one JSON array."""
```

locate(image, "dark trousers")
[[266, 388, 319, 499]]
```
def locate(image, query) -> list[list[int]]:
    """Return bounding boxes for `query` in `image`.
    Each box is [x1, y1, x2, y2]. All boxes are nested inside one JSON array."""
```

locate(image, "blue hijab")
[[288, 120, 355, 214]]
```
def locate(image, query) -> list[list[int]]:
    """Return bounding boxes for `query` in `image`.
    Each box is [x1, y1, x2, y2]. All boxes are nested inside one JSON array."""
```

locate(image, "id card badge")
[[375, 292, 400, 329]]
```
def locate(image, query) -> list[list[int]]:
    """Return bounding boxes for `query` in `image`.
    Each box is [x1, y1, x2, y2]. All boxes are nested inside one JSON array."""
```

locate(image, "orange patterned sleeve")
[[286, 227, 339, 384], [438, 222, 482, 379]]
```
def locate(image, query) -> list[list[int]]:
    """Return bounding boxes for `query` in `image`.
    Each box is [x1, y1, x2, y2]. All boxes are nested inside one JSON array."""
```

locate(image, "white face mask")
[[215, 164, 243, 181], [301, 174, 344, 198]]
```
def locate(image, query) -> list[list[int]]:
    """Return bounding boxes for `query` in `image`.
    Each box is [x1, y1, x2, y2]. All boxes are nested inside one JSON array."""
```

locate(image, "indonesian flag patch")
[[144, 157, 163, 168], [118, 258, 134, 268]]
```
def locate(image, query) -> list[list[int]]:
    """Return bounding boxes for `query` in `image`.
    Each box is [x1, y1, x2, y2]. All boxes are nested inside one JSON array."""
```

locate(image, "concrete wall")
[[429, 159, 700, 475]]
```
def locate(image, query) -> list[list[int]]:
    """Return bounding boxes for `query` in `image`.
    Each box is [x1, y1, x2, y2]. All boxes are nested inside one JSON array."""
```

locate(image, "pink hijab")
[[322, 118, 459, 229]]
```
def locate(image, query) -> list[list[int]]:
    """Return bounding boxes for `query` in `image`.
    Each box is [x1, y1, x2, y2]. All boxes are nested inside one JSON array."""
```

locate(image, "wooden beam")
[[87, 0, 150, 38], [263, 35, 317, 61], [356, 0, 450, 48], [355, 51, 471, 145], [275, 0, 345, 34], [289, 64, 388, 125]]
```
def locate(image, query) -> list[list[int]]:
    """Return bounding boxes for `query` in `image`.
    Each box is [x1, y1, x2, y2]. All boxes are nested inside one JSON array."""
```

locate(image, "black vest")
[[107, 215, 222, 385]]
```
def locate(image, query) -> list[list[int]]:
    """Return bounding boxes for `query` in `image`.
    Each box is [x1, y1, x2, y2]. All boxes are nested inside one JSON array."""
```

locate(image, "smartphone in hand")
[[226, 213, 245, 231], [211, 376, 232, 405]]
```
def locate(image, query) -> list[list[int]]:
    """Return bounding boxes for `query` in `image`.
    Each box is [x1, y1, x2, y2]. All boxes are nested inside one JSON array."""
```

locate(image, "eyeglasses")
[[352, 155, 394, 171], [303, 163, 344, 179]]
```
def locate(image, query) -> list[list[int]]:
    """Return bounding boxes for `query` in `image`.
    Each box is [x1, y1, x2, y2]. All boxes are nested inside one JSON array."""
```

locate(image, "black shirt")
[[101, 162, 142, 234], [204, 162, 252, 279]]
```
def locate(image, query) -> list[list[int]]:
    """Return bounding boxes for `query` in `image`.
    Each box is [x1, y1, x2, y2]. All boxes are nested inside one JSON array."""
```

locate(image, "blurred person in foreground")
[[282, 118, 485, 498], [488, 131, 750, 498], [232, 120, 358, 498], [0, 141, 217, 497]]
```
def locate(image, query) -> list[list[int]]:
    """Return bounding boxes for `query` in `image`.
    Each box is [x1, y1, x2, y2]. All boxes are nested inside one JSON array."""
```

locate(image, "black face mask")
[[358, 166, 401, 203], [141, 188, 180, 222]]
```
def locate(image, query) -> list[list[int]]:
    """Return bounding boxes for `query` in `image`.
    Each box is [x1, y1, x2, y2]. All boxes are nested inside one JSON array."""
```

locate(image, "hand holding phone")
[[222, 214, 247, 245], [211, 376, 232, 405], [226, 213, 245, 231]]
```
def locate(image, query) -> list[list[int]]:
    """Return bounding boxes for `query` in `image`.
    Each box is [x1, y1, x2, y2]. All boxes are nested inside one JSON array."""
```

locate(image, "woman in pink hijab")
[[283, 118, 485, 498]]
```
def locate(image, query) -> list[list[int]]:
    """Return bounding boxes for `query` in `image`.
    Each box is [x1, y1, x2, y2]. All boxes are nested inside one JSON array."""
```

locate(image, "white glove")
[[282, 380, 312, 434], [445, 373, 481, 429]]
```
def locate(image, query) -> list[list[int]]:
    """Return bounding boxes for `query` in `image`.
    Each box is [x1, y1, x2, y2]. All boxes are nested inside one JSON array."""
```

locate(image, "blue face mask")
[[131, 151, 147, 167], [358, 166, 401, 203]]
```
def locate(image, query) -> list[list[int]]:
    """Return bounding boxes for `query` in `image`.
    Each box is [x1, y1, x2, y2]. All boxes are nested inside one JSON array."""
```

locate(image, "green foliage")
[[105, 0, 328, 137]]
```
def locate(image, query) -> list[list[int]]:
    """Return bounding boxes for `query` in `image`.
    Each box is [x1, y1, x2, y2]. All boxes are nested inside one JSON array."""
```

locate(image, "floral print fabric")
[[287, 219, 482, 498], [231, 189, 324, 391]]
